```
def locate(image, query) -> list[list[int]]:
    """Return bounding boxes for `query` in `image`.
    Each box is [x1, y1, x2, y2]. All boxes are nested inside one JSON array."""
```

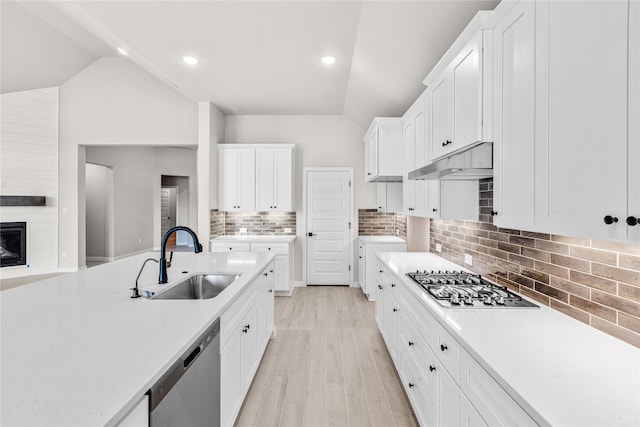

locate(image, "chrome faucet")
[[159, 226, 203, 284]]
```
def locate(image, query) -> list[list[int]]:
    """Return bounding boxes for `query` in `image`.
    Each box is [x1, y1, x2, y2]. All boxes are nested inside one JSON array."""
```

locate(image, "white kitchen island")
[[0, 251, 275, 426]]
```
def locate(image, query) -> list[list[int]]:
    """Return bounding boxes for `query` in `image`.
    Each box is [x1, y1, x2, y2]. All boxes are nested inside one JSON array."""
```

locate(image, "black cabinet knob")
[[491, 211, 499, 216], [442, 141, 446, 147], [379, 270, 383, 273], [408, 383, 415, 388], [378, 285, 383, 290], [268, 289, 273, 293], [432, 208, 438, 212], [263, 273, 268, 276], [429, 365, 436, 372], [408, 341, 414, 346], [391, 283, 396, 287], [627, 216, 640, 226], [393, 308, 398, 312], [367, 172, 372, 175], [604, 215, 619, 225], [440, 344, 448, 352]]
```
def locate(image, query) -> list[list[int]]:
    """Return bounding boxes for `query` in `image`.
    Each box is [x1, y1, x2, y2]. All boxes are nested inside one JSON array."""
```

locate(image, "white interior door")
[[306, 170, 351, 285]]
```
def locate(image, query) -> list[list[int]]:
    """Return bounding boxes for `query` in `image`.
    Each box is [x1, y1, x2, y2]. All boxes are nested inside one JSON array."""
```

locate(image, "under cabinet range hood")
[[409, 142, 493, 180]]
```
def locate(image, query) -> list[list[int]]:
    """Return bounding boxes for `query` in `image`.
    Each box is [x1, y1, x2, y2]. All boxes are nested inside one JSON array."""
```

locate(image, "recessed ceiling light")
[[182, 56, 199, 65], [117, 47, 128, 56], [321, 56, 336, 65]]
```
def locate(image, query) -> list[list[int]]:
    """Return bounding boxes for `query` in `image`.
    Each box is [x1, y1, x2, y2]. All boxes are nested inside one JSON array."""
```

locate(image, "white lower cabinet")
[[376, 259, 536, 427], [211, 239, 294, 293], [359, 239, 407, 300], [115, 395, 149, 427], [220, 263, 275, 427]]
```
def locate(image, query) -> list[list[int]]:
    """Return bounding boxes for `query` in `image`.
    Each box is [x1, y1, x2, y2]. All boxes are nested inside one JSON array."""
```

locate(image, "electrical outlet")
[[465, 254, 473, 266], [284, 227, 292, 233], [239, 228, 247, 235], [435, 243, 442, 253], [395, 228, 399, 235]]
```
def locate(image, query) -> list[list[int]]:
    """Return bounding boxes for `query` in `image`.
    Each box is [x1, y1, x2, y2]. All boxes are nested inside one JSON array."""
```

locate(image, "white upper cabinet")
[[377, 182, 403, 213], [533, 0, 632, 242], [629, 0, 640, 243], [425, 12, 494, 161], [256, 146, 295, 212], [219, 147, 255, 212], [219, 144, 295, 213], [364, 117, 403, 182], [493, 0, 535, 231]]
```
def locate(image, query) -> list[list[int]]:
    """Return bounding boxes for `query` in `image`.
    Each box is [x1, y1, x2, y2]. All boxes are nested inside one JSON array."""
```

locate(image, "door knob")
[[604, 215, 619, 225], [308, 232, 315, 237]]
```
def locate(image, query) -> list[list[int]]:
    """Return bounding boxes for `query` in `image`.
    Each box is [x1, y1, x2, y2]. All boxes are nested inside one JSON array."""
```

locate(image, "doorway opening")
[[85, 163, 114, 268], [160, 175, 192, 251]]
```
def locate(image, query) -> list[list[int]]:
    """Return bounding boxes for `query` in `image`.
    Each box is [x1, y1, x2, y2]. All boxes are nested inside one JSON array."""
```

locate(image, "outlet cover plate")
[[464, 254, 473, 266], [435, 243, 442, 253]]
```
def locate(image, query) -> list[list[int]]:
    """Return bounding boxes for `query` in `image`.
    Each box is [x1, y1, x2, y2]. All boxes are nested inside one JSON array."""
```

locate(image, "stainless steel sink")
[[152, 273, 241, 300]]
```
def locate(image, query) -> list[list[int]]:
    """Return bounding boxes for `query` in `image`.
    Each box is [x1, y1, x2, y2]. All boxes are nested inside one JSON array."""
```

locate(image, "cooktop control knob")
[[496, 296, 506, 305], [451, 295, 460, 305], [483, 295, 493, 305], [464, 295, 474, 305]]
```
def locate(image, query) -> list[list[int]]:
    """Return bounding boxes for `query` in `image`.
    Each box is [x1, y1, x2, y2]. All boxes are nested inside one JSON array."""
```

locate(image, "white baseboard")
[[292, 281, 305, 287], [351, 281, 360, 288], [57, 267, 80, 273], [86, 256, 107, 262]]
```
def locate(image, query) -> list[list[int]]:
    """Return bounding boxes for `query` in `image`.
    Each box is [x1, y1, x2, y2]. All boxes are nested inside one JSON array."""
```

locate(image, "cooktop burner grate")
[[406, 270, 538, 308]]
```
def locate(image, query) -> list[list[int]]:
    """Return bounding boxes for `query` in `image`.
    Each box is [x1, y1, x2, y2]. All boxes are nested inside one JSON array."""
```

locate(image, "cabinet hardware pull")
[[408, 383, 415, 388], [408, 341, 414, 346], [245, 324, 250, 330], [440, 344, 448, 352], [433, 208, 438, 212], [604, 215, 619, 225], [268, 289, 273, 293], [367, 172, 372, 175], [393, 308, 398, 312], [270, 270, 274, 273], [379, 270, 383, 273], [491, 211, 499, 216], [242, 328, 248, 333], [264, 273, 268, 276], [626, 216, 639, 226], [391, 283, 396, 287], [429, 365, 436, 372], [378, 285, 383, 290]]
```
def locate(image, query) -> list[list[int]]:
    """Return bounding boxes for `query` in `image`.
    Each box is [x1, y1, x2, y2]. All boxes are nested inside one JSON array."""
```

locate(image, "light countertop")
[[359, 235, 406, 244], [0, 251, 275, 426], [376, 252, 640, 427], [211, 235, 296, 243]]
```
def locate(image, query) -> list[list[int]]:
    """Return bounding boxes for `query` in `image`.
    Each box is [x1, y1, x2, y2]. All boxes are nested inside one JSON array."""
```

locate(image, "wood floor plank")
[[234, 286, 417, 427]]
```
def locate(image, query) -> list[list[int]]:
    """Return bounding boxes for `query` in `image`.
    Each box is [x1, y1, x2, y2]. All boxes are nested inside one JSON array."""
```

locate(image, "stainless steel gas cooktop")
[[406, 270, 538, 308]]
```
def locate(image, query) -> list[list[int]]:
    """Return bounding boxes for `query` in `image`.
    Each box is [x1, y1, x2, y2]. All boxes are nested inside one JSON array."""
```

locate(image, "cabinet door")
[[256, 149, 275, 211], [220, 330, 242, 427], [430, 73, 451, 160], [375, 276, 385, 331], [427, 181, 441, 218], [240, 307, 258, 392], [376, 183, 387, 212], [273, 148, 293, 211], [358, 242, 366, 291], [265, 267, 275, 339], [403, 119, 416, 215], [365, 129, 378, 180], [535, 0, 628, 241], [219, 149, 238, 210], [628, 0, 640, 242], [273, 255, 289, 292], [451, 32, 483, 150], [459, 392, 489, 427], [493, 0, 535, 230], [438, 367, 460, 427], [386, 183, 403, 213], [237, 149, 256, 211]]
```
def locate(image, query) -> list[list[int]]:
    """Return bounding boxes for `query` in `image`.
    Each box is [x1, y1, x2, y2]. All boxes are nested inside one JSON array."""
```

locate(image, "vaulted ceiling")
[[1, 0, 499, 128]]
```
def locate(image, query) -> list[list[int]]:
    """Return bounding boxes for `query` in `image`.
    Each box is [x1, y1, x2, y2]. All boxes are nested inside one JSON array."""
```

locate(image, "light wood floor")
[[235, 286, 418, 427]]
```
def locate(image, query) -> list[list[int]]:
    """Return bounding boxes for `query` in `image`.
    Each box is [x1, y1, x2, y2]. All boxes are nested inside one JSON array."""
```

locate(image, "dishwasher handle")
[[148, 318, 220, 411]]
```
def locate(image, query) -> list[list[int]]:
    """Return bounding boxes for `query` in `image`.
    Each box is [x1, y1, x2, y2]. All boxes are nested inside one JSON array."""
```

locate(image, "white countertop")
[[211, 235, 296, 243], [358, 235, 406, 244], [377, 252, 640, 427], [0, 251, 274, 427]]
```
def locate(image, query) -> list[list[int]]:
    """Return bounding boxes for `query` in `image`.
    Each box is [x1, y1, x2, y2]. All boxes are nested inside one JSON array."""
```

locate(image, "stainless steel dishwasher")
[[149, 318, 220, 427]]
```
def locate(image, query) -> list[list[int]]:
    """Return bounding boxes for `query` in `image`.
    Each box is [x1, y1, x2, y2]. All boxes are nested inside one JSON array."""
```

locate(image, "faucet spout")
[[159, 226, 203, 284]]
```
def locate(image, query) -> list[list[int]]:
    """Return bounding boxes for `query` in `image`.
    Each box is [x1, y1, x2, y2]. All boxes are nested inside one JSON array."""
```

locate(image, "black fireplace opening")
[[0, 222, 27, 268]]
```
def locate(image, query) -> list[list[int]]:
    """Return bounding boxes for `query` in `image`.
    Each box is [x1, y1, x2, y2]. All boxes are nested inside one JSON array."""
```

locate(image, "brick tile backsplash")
[[210, 210, 296, 237], [358, 209, 407, 240], [430, 178, 640, 348]]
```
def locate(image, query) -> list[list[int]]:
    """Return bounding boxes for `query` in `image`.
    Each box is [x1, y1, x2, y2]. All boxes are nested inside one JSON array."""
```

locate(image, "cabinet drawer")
[[220, 283, 258, 349], [433, 319, 461, 384], [401, 343, 436, 427], [250, 243, 289, 255], [211, 242, 251, 252], [460, 350, 536, 426], [400, 313, 435, 378], [399, 283, 436, 348]]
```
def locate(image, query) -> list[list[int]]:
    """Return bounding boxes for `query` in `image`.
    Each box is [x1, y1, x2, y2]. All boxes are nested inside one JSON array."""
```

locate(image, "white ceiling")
[[1, 0, 499, 128]]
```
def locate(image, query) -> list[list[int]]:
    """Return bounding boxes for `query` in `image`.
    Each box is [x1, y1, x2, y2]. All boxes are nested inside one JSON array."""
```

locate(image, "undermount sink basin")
[[152, 273, 241, 300]]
